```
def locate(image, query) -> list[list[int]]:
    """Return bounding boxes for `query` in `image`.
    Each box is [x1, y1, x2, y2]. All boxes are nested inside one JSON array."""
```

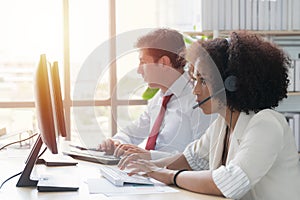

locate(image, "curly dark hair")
[[189, 31, 291, 114], [135, 28, 186, 69]]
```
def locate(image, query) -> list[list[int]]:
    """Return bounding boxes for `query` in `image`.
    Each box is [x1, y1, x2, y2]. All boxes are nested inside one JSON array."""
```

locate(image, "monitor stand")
[[37, 174, 79, 192], [16, 135, 79, 192], [36, 154, 78, 166], [16, 135, 42, 187]]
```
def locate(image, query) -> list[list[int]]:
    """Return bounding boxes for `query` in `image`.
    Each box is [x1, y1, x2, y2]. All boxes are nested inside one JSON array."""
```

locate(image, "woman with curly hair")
[[118, 31, 300, 199]]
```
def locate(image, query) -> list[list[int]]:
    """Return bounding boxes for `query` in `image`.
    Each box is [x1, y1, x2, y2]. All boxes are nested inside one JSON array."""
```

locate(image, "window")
[[0, 0, 198, 147], [0, 1, 62, 143]]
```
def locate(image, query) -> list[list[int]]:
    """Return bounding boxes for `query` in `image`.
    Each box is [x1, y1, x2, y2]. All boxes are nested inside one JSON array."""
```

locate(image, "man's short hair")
[[135, 28, 186, 69]]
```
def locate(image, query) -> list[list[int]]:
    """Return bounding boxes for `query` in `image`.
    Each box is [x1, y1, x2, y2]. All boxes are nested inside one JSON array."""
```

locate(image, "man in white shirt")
[[99, 28, 214, 159]]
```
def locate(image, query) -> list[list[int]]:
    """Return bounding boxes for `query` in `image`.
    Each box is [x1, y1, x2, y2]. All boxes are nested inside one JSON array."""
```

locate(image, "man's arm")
[[113, 108, 152, 144]]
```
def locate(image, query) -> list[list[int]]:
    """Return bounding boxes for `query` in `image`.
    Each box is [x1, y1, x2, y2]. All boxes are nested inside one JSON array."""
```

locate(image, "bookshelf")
[[277, 92, 300, 113], [184, 30, 300, 38]]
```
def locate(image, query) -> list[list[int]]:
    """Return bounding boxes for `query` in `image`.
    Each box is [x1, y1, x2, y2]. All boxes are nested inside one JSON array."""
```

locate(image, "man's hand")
[[98, 138, 120, 155]]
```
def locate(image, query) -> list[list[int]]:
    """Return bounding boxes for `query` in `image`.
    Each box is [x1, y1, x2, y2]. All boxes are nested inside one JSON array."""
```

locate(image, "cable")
[[0, 171, 22, 189], [0, 136, 46, 189], [38, 146, 47, 158], [0, 146, 47, 190], [0, 132, 47, 190], [0, 129, 33, 140], [0, 133, 38, 151]]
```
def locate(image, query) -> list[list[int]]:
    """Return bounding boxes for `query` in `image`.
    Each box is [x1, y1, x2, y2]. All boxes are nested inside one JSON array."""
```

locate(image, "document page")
[[87, 177, 178, 196]]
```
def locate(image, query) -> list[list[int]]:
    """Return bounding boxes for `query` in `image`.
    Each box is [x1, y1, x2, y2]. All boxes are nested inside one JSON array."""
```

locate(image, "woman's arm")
[[167, 170, 223, 196], [127, 159, 223, 196], [118, 153, 191, 170], [165, 154, 192, 170]]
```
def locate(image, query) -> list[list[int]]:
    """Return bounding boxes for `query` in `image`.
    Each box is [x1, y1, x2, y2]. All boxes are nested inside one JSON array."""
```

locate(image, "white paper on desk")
[[87, 178, 178, 196]]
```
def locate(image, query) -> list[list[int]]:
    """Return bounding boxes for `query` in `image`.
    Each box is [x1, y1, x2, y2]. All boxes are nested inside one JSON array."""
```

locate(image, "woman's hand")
[[122, 159, 175, 185], [114, 144, 151, 158], [118, 153, 151, 170], [125, 159, 162, 175]]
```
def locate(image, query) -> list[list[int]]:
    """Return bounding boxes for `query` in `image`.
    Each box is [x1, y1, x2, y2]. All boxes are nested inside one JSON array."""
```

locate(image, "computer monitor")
[[16, 54, 63, 187], [50, 61, 67, 138]]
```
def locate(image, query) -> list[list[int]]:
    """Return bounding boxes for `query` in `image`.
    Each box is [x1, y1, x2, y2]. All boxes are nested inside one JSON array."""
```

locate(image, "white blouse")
[[113, 71, 216, 159], [183, 109, 300, 200]]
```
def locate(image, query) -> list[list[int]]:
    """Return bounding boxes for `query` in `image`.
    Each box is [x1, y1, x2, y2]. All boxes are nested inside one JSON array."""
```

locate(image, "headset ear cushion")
[[224, 75, 237, 92]]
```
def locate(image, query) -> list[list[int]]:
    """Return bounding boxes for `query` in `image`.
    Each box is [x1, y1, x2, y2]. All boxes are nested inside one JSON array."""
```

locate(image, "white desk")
[[0, 148, 229, 200]]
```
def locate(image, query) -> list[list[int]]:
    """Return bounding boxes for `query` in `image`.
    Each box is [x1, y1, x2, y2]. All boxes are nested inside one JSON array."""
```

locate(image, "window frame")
[[0, 0, 147, 140]]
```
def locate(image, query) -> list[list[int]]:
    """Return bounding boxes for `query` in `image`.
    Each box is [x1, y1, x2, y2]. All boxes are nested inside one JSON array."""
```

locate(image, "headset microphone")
[[192, 88, 225, 109]]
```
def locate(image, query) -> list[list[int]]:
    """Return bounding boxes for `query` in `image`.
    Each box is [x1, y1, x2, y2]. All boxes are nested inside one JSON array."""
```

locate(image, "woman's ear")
[[158, 56, 172, 67]]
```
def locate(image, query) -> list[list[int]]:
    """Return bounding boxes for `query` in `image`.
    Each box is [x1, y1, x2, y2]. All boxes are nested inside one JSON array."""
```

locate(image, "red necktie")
[[145, 94, 173, 150]]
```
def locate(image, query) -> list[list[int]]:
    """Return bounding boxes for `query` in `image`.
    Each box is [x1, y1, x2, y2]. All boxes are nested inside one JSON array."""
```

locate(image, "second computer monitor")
[[50, 61, 67, 138]]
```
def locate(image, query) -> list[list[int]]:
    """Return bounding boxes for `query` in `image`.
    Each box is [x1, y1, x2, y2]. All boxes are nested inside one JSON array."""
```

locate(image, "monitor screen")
[[50, 61, 67, 138]]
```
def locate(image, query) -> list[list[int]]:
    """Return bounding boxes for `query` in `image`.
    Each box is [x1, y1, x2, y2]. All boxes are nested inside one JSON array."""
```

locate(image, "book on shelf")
[[292, 0, 300, 30], [212, 0, 219, 30], [287, 0, 293, 30], [270, 0, 277, 30], [231, 0, 239, 30], [252, 0, 258, 30], [257, 0, 264, 30], [295, 60, 300, 92], [275, 0, 282, 30], [281, 0, 288, 30], [224, 0, 232, 30], [263, 0, 270, 30], [218, 0, 225, 30], [286, 59, 300, 92], [287, 60, 295, 92], [262, 41, 300, 93], [245, 0, 252, 30], [284, 113, 300, 152], [239, 0, 246, 30]]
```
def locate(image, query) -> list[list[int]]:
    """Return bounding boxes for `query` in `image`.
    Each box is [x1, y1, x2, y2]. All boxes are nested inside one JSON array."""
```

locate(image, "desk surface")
[[0, 148, 229, 200]]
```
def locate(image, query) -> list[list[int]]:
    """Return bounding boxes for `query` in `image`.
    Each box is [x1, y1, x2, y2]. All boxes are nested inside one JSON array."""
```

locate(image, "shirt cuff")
[[183, 148, 209, 171], [212, 164, 251, 199]]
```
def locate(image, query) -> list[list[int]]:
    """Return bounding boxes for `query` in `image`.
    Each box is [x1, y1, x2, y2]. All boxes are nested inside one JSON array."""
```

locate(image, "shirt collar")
[[164, 71, 191, 97], [217, 112, 254, 142], [229, 112, 255, 142]]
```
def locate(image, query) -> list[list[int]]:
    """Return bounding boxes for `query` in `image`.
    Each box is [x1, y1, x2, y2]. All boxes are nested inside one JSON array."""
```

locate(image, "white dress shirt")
[[113, 71, 215, 159], [183, 109, 300, 200]]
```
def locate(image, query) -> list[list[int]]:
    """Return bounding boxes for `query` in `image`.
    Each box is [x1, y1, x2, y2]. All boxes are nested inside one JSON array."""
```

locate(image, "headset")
[[192, 75, 237, 109], [192, 36, 237, 110], [192, 88, 224, 109]]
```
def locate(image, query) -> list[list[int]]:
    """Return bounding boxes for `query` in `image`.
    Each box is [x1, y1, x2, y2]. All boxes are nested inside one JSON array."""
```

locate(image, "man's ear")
[[158, 56, 172, 67]]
